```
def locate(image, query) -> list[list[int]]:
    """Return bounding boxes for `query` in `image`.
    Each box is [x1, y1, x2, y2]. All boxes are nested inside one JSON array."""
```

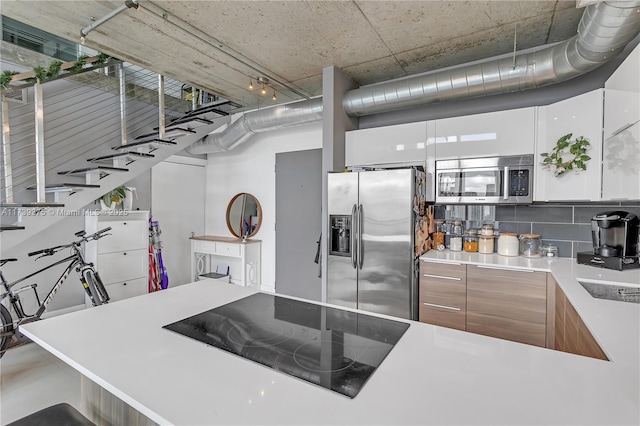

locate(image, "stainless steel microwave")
[[435, 154, 534, 204]]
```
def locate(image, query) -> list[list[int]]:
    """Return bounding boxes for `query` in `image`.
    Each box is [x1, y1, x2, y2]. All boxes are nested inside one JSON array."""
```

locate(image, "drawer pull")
[[423, 261, 462, 266], [423, 273, 461, 281], [476, 265, 534, 273], [423, 302, 461, 311]]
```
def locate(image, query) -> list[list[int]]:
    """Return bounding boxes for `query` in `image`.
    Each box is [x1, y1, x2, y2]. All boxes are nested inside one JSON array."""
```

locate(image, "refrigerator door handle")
[[351, 204, 358, 269], [358, 204, 364, 269]]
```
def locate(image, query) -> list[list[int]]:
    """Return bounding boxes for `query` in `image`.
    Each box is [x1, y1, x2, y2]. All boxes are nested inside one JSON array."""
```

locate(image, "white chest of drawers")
[[190, 236, 261, 287], [85, 211, 149, 304]]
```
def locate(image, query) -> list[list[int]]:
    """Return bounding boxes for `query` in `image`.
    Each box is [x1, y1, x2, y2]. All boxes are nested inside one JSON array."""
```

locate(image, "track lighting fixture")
[[248, 76, 278, 101]]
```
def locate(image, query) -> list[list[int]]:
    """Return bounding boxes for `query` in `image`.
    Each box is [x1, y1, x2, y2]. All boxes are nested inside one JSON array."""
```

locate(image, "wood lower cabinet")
[[466, 265, 547, 347], [550, 277, 607, 360], [419, 261, 467, 331]]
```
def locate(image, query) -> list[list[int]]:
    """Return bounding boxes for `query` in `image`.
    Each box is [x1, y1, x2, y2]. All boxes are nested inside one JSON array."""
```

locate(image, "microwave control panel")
[[509, 169, 529, 196]]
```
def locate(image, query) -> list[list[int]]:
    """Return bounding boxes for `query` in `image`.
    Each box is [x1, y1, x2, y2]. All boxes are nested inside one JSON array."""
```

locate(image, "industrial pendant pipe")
[[80, 0, 139, 43]]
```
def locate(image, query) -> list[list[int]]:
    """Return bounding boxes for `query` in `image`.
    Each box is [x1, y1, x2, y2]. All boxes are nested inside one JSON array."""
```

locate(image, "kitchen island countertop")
[[20, 255, 640, 425]]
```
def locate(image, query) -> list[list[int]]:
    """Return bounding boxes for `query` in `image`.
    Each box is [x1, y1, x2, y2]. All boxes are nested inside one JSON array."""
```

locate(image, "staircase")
[[0, 59, 236, 252]]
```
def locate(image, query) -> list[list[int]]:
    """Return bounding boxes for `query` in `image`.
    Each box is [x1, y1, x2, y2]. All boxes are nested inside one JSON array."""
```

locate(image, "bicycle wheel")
[[0, 304, 14, 359], [84, 269, 110, 306]]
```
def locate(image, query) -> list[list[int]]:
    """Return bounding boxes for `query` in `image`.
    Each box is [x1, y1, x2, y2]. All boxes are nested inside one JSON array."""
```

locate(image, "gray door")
[[275, 149, 322, 300], [358, 169, 413, 319]]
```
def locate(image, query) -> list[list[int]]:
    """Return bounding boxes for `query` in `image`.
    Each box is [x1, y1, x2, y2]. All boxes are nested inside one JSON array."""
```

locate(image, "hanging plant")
[[0, 71, 19, 90], [95, 53, 110, 66], [0, 53, 111, 91], [68, 55, 88, 73], [33, 66, 47, 83], [46, 60, 63, 79], [540, 133, 591, 177]]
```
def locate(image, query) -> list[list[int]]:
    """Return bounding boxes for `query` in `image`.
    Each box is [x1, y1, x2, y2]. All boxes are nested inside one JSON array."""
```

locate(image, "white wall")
[[205, 122, 322, 291]]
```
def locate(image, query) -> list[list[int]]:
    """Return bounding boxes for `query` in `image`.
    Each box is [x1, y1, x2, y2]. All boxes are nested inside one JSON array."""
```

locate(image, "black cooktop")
[[163, 292, 409, 398]]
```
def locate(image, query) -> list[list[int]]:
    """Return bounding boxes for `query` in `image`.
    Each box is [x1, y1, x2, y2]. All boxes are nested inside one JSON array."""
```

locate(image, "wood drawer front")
[[419, 278, 466, 309], [554, 284, 566, 351], [420, 261, 466, 280], [98, 220, 148, 253], [419, 301, 466, 331], [98, 249, 147, 284], [419, 261, 466, 331], [467, 265, 547, 347], [106, 277, 147, 302]]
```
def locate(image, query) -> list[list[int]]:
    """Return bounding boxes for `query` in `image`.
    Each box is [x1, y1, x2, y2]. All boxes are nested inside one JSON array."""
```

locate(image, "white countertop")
[[20, 255, 640, 426]]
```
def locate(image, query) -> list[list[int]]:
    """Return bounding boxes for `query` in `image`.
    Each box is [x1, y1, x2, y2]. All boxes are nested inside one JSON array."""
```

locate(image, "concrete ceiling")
[[2, 1, 586, 111]]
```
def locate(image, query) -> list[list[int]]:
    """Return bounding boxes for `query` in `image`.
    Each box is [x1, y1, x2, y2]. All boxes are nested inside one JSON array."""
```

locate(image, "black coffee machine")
[[577, 211, 639, 270]]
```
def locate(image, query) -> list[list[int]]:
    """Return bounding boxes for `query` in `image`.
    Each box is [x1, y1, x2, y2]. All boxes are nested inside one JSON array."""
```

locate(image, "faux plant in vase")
[[540, 133, 591, 177], [97, 186, 130, 210]]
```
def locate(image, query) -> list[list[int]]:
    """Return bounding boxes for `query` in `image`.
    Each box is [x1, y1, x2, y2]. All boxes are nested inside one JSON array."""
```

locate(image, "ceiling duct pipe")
[[186, 98, 323, 154], [343, 0, 640, 115], [188, 1, 640, 155]]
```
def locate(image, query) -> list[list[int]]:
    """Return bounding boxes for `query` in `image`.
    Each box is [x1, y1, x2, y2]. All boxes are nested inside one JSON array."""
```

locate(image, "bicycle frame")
[[0, 245, 94, 324]]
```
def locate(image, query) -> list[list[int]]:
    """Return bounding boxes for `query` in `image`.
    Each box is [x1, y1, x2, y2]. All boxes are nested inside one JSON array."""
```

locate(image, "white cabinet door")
[[602, 45, 640, 201], [602, 121, 640, 201], [603, 89, 639, 141], [98, 249, 148, 284], [345, 121, 427, 167], [605, 44, 640, 92], [534, 90, 603, 202], [98, 220, 148, 253], [105, 277, 147, 302], [434, 107, 536, 160]]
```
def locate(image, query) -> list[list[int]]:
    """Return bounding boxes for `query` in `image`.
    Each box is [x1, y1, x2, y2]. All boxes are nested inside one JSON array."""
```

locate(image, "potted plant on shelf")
[[96, 186, 130, 210], [540, 133, 591, 177]]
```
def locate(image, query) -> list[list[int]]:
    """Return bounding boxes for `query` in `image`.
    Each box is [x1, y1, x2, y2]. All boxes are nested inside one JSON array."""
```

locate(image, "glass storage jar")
[[463, 229, 479, 252], [520, 233, 542, 257], [480, 223, 495, 237], [433, 219, 445, 250], [478, 235, 495, 254], [449, 220, 463, 251], [542, 245, 558, 257], [497, 232, 519, 256]]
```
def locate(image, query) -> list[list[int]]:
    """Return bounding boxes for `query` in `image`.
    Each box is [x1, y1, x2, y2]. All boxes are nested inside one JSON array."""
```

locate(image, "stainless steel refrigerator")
[[327, 168, 427, 320]]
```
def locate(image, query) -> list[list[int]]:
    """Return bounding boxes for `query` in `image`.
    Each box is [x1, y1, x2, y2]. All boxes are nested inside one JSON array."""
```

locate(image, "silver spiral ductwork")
[[187, 98, 323, 154], [188, 1, 640, 154]]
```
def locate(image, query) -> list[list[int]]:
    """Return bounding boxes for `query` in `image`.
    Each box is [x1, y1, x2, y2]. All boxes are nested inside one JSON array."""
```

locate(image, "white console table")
[[190, 236, 261, 287]]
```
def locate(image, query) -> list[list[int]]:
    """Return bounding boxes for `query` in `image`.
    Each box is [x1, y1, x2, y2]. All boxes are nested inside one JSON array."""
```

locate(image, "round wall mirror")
[[226, 193, 262, 239]]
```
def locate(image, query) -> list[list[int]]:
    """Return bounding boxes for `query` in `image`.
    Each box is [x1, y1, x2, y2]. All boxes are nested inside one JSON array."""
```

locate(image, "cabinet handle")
[[123, 252, 127, 255], [423, 261, 462, 266], [476, 265, 534, 273], [123, 282, 127, 286], [610, 121, 635, 137], [423, 302, 461, 311], [423, 273, 461, 281]]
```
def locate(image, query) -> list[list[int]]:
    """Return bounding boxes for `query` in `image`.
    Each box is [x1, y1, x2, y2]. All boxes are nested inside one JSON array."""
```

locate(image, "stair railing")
[[0, 59, 192, 209]]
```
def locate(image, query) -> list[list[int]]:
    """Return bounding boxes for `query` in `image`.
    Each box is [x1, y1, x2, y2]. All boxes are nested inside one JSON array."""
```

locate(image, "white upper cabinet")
[[602, 44, 640, 201], [433, 107, 536, 160], [345, 121, 428, 168], [535, 89, 603, 202]]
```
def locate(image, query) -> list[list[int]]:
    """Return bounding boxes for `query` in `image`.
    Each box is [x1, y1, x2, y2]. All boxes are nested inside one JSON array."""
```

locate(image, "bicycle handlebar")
[[28, 227, 112, 258]]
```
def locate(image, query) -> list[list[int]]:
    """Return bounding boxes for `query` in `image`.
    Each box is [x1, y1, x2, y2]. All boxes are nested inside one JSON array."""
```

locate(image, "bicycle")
[[0, 227, 112, 358]]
